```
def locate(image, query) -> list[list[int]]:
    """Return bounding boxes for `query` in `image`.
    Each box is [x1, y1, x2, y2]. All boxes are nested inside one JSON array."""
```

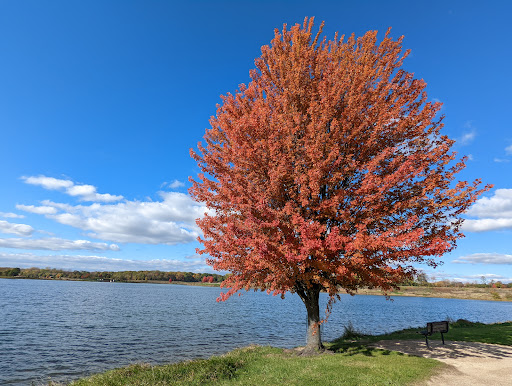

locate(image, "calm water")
[[1, 279, 511, 385]]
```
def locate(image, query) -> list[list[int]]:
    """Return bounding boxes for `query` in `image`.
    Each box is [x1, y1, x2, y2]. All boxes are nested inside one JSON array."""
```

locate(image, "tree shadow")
[[369, 340, 512, 360], [327, 340, 406, 357]]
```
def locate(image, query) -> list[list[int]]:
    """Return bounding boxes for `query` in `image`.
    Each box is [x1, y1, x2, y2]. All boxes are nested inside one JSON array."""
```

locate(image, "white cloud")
[[23, 175, 73, 190], [494, 158, 510, 163], [458, 121, 476, 145], [506, 144, 512, 155], [17, 191, 208, 245], [453, 253, 512, 265], [462, 218, 512, 232], [184, 254, 203, 259], [0, 252, 210, 272], [0, 237, 119, 251], [462, 189, 512, 232], [0, 212, 25, 219], [459, 131, 476, 145], [16, 204, 58, 215], [466, 190, 512, 218], [0, 220, 34, 236], [464, 273, 510, 280], [22, 175, 123, 202], [67, 184, 96, 197], [168, 180, 185, 189]]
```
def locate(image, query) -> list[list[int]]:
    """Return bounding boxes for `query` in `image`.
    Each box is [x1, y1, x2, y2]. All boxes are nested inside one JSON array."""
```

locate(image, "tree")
[[189, 18, 490, 352], [202, 275, 214, 283]]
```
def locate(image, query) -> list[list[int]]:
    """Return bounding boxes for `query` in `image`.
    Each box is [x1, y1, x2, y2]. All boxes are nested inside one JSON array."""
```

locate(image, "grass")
[[70, 345, 439, 386], [69, 320, 511, 386], [357, 286, 512, 302], [328, 319, 512, 350]]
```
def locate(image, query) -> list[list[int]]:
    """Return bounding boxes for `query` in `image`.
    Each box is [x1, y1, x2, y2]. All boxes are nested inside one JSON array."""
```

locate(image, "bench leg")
[[425, 335, 430, 349], [441, 333, 445, 345]]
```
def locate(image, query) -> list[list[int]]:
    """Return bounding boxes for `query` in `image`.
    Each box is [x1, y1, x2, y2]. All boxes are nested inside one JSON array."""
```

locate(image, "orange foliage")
[[190, 18, 490, 315]]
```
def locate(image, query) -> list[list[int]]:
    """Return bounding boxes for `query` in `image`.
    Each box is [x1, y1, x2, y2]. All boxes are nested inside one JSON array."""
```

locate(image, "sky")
[[0, 0, 511, 283]]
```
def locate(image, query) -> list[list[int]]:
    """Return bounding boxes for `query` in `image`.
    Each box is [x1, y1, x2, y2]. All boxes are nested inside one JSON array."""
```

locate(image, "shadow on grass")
[[326, 339, 406, 357], [326, 319, 512, 359], [371, 339, 512, 360]]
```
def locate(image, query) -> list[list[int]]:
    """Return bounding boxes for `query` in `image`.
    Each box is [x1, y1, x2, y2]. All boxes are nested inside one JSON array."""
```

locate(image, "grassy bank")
[[358, 286, 512, 302], [69, 320, 511, 385], [70, 345, 440, 386]]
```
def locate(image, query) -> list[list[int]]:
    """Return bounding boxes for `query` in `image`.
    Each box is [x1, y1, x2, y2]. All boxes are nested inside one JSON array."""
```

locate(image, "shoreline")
[[2, 276, 511, 301], [357, 285, 512, 302]]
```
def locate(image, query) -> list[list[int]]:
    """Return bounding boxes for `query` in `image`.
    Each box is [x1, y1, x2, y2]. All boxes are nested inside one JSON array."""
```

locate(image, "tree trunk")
[[296, 283, 324, 353]]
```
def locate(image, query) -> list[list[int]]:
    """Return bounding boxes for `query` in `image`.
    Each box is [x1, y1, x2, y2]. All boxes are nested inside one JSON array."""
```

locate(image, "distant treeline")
[[0, 267, 228, 283], [0, 267, 509, 288]]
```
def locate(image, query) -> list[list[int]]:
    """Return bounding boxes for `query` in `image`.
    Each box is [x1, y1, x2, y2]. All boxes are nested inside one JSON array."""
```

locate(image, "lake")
[[1, 279, 511, 385]]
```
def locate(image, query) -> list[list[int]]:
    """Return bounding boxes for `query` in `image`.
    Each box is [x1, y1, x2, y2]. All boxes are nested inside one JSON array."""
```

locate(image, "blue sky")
[[0, 0, 511, 283]]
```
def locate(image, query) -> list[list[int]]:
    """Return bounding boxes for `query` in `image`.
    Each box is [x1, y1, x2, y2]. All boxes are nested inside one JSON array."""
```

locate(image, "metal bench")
[[418, 321, 449, 349]]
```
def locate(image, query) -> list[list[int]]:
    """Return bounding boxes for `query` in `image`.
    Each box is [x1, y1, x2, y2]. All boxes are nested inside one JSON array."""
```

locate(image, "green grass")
[[69, 320, 511, 386], [328, 320, 512, 351], [70, 345, 440, 386]]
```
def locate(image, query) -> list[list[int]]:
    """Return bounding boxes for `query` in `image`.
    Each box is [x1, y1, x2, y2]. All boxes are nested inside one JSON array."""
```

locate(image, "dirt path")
[[371, 340, 512, 385]]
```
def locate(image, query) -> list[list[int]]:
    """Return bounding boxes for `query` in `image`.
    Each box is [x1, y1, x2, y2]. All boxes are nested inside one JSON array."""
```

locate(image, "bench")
[[418, 321, 449, 349]]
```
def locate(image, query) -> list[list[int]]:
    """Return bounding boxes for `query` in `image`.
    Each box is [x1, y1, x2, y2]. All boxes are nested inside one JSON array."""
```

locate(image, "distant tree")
[[182, 272, 195, 282], [175, 272, 185, 282], [0, 267, 20, 277], [193, 273, 203, 282], [8, 268, 21, 276], [190, 18, 490, 352], [415, 272, 429, 286]]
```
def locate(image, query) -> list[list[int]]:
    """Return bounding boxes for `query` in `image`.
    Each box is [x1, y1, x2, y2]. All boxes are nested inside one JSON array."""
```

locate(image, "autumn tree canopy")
[[189, 18, 490, 351]]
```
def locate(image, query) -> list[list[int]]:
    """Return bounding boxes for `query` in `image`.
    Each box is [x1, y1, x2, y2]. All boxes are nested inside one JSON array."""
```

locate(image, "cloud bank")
[[0, 237, 119, 251], [463, 189, 512, 232], [18, 191, 207, 245], [453, 253, 512, 265], [0, 252, 210, 272]]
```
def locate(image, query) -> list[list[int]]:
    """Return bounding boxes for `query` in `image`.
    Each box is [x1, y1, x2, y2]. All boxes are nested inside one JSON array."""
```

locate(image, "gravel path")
[[371, 340, 512, 386]]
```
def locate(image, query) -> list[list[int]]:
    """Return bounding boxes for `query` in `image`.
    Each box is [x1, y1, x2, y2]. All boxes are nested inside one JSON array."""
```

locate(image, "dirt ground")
[[357, 286, 512, 302], [371, 339, 512, 386]]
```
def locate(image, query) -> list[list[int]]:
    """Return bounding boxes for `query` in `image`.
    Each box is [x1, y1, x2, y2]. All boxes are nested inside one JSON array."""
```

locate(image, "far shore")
[[3, 276, 511, 302], [358, 285, 512, 302]]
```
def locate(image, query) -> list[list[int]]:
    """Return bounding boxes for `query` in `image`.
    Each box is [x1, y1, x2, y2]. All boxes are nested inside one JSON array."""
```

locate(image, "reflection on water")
[[1, 279, 511, 385]]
